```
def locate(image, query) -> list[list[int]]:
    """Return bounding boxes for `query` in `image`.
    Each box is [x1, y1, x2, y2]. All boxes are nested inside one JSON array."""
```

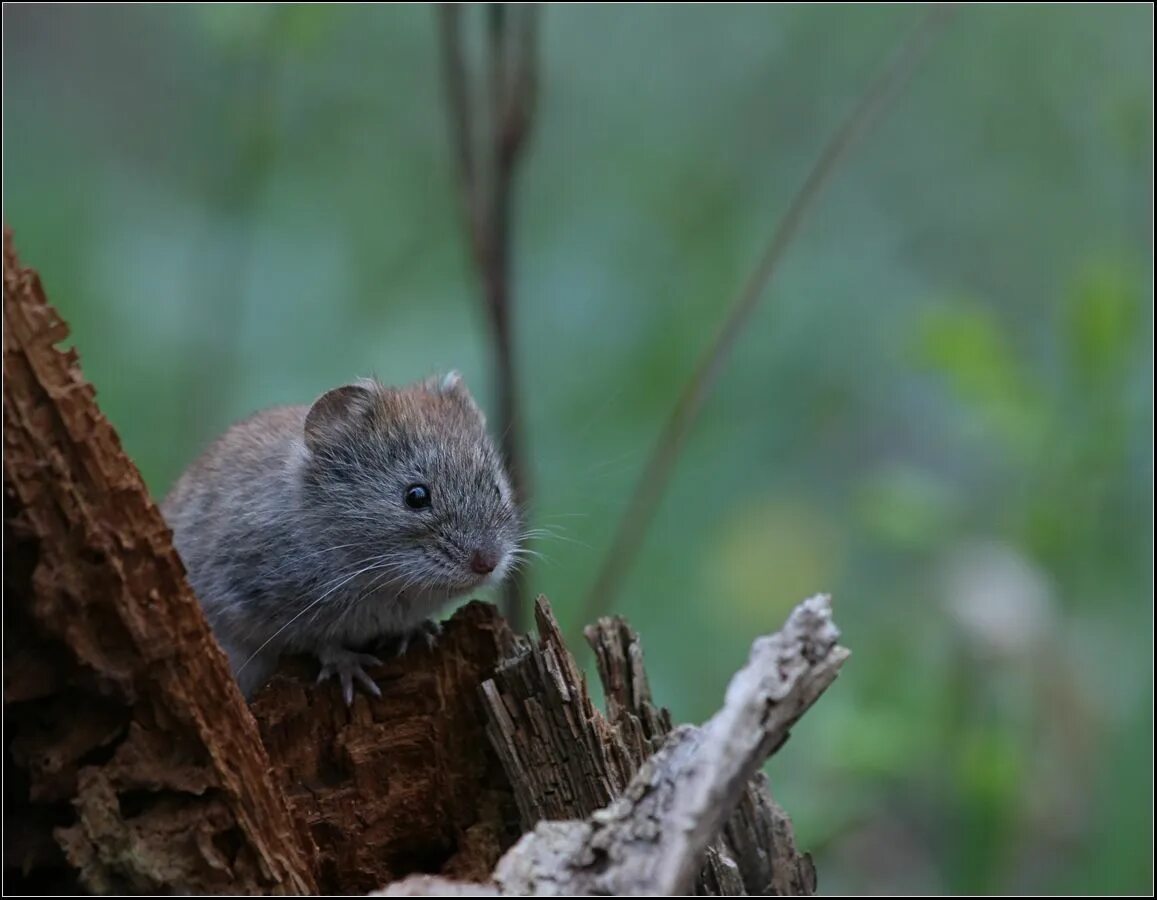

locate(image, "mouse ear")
[[423, 370, 486, 424], [304, 383, 374, 452]]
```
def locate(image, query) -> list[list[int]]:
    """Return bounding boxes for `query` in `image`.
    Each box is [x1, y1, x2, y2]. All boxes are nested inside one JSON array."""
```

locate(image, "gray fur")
[[162, 373, 520, 699]]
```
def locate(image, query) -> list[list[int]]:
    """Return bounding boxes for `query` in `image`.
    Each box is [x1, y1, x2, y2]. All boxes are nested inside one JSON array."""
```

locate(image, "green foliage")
[[1066, 256, 1143, 386], [917, 298, 1049, 457]]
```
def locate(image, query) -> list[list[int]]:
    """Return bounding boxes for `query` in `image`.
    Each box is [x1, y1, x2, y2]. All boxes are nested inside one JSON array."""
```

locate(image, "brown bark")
[[250, 602, 523, 894], [3, 226, 838, 896], [3, 229, 316, 894], [383, 595, 847, 896], [476, 597, 822, 896], [585, 615, 819, 896]]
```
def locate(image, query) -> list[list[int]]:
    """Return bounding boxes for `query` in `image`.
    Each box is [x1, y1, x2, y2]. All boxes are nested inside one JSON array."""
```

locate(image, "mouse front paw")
[[396, 619, 442, 657], [316, 646, 383, 706]]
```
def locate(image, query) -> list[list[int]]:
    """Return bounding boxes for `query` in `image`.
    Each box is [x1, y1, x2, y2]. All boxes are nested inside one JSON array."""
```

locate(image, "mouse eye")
[[404, 483, 432, 510]]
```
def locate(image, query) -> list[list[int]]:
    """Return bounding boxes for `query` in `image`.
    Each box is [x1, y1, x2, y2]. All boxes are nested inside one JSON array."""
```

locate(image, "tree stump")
[[3, 228, 316, 894], [250, 603, 522, 894], [3, 228, 847, 895]]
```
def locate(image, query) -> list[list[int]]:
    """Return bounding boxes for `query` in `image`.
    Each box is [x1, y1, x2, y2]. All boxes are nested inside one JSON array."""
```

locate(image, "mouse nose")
[[470, 549, 499, 575]]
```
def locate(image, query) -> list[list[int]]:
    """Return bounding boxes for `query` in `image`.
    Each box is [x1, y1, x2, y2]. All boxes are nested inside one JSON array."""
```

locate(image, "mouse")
[[161, 371, 521, 704]]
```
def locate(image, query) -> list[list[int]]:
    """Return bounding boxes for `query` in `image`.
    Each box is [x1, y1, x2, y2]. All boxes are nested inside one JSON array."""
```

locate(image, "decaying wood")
[[2, 229, 317, 893], [250, 602, 523, 894], [585, 615, 817, 896], [4, 225, 843, 897], [382, 595, 847, 896], [475, 597, 816, 894], [479, 597, 645, 825]]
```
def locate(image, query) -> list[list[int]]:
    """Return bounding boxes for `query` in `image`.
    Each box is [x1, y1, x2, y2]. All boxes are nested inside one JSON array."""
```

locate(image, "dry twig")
[[581, 7, 954, 629], [437, 3, 540, 632], [379, 595, 849, 896]]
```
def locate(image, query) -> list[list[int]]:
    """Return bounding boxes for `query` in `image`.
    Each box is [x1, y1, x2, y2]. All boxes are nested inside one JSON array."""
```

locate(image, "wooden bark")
[[475, 597, 817, 895], [585, 614, 818, 896], [250, 602, 523, 894], [3, 229, 316, 894], [4, 226, 844, 896], [380, 595, 848, 896]]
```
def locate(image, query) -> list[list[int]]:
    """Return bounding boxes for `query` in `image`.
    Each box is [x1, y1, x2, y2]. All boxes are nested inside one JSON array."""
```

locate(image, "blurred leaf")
[[950, 725, 1023, 891], [278, 5, 342, 54], [833, 704, 939, 778], [915, 299, 1048, 456], [856, 465, 960, 550], [1064, 255, 1142, 388], [192, 5, 280, 51]]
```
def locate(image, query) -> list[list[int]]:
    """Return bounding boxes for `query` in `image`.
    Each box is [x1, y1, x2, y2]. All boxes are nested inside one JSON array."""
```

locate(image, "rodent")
[[161, 371, 521, 703]]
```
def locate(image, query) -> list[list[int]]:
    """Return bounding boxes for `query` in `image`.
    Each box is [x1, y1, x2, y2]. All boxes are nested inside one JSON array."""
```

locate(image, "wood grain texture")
[[2, 223, 840, 897], [382, 595, 847, 896], [477, 596, 818, 895], [252, 601, 522, 894], [585, 614, 817, 896], [3, 228, 317, 894]]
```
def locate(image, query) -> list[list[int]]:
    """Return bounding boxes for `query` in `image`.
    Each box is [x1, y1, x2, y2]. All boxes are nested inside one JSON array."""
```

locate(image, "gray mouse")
[[161, 372, 521, 703]]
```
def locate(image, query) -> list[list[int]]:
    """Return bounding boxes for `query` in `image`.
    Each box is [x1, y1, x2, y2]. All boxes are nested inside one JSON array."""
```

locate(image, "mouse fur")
[[162, 372, 521, 702]]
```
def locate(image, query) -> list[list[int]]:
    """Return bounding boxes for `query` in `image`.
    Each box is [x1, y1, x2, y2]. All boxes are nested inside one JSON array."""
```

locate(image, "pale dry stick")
[[580, 7, 955, 632], [378, 594, 849, 896], [437, 3, 540, 633]]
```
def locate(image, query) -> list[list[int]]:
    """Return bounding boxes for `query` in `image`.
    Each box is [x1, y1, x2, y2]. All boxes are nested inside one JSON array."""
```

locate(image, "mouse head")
[[301, 372, 520, 593]]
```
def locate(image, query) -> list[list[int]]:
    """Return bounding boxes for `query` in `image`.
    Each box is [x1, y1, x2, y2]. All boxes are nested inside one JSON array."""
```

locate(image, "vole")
[[162, 372, 521, 704]]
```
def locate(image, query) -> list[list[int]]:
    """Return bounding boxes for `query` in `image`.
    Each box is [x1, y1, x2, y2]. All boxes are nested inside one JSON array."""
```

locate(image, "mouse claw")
[[397, 619, 442, 657], [353, 667, 383, 698], [316, 649, 383, 706]]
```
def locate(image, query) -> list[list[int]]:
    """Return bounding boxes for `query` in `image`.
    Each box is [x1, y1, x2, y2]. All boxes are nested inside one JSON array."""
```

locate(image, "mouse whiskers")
[[237, 554, 405, 673]]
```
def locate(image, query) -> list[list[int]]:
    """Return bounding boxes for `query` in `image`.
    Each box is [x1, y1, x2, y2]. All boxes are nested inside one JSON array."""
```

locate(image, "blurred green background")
[[4, 4, 1153, 894]]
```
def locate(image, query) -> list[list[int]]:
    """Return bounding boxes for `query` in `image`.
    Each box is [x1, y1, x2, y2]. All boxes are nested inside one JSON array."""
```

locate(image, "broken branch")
[[382, 594, 848, 896]]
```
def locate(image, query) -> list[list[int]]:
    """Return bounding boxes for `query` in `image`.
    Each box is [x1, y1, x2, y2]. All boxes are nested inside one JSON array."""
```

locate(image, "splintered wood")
[[250, 602, 523, 894], [3, 229, 316, 893], [4, 225, 847, 897], [382, 596, 846, 896]]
